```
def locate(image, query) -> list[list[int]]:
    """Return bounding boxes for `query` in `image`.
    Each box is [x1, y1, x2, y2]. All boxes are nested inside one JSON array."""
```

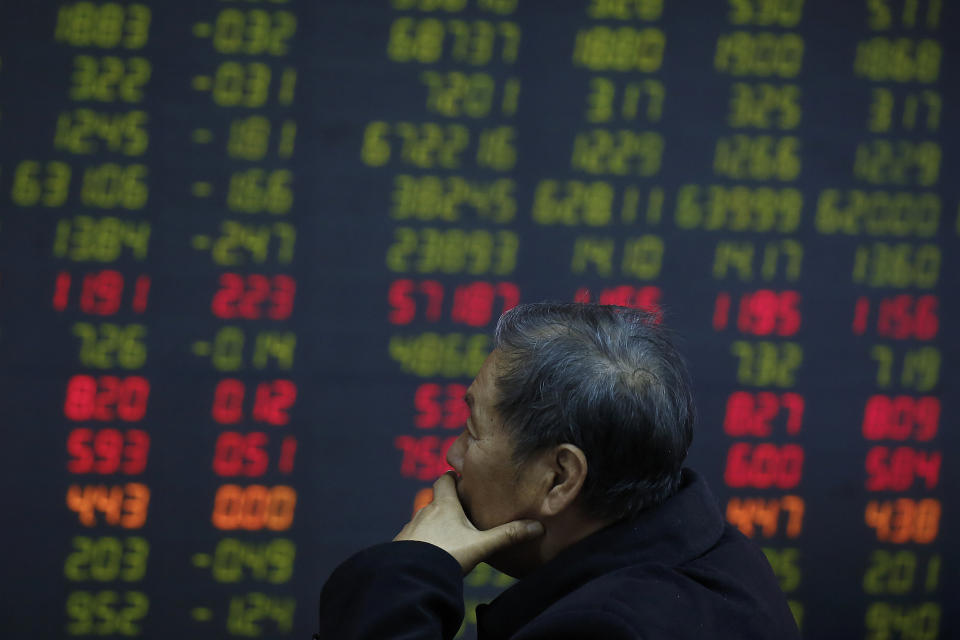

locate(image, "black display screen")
[[0, 1, 956, 637]]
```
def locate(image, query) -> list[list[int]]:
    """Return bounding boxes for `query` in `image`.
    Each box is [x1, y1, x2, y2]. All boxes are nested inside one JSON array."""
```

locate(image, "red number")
[[851, 295, 938, 339], [724, 443, 804, 489], [212, 274, 244, 318], [212, 379, 296, 425], [131, 275, 151, 312], [67, 428, 149, 474], [388, 279, 444, 324], [278, 436, 297, 473], [64, 375, 150, 422], [237, 274, 271, 318], [213, 432, 269, 477], [212, 274, 296, 320], [53, 272, 72, 311], [268, 275, 296, 320], [450, 281, 520, 327], [877, 295, 938, 340], [723, 392, 804, 437], [862, 395, 939, 442], [80, 270, 124, 315], [252, 380, 297, 426], [51, 272, 149, 313], [852, 296, 870, 335], [736, 290, 801, 336], [212, 379, 246, 424], [865, 446, 941, 491], [414, 383, 468, 429], [394, 435, 458, 481]]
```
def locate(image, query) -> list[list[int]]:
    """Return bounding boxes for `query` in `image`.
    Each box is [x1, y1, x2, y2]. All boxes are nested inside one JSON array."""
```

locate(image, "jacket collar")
[[476, 469, 724, 639]]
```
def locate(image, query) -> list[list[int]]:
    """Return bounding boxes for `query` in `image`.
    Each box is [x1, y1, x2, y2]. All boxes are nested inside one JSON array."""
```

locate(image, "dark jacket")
[[316, 470, 800, 639]]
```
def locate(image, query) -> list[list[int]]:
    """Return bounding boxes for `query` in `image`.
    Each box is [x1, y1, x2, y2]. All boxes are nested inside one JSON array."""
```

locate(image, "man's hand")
[[393, 472, 544, 575]]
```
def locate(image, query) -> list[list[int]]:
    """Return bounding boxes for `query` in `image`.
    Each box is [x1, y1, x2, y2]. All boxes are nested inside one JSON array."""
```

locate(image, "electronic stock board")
[[0, 0, 957, 638]]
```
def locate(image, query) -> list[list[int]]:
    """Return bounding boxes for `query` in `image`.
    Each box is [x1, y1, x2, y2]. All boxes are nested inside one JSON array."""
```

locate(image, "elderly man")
[[316, 303, 800, 639]]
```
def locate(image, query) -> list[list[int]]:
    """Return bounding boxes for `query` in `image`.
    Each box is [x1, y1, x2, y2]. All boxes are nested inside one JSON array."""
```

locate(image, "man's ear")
[[540, 444, 588, 517]]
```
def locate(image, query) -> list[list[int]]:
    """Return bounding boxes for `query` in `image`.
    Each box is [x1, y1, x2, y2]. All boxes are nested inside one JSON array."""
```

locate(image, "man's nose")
[[446, 431, 466, 472]]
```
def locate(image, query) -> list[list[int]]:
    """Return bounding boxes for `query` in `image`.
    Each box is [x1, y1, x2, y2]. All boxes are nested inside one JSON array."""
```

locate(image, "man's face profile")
[[446, 350, 541, 533]]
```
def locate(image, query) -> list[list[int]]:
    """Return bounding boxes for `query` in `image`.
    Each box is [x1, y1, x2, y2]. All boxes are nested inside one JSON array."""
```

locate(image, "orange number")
[[865, 498, 940, 544], [212, 484, 296, 531], [66, 483, 150, 528], [726, 495, 804, 538]]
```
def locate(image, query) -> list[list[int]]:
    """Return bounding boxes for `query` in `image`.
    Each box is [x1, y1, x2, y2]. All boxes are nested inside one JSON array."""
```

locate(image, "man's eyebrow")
[[463, 392, 474, 409]]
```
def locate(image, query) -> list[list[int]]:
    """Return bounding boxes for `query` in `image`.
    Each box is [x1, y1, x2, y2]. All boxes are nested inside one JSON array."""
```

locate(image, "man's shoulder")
[[518, 526, 798, 639]]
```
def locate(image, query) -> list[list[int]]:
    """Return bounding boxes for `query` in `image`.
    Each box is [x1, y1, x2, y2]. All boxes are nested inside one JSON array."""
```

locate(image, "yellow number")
[[55, 3, 151, 49], [865, 602, 940, 640], [727, 83, 801, 129], [853, 140, 940, 187], [864, 550, 917, 595], [390, 175, 516, 223], [227, 169, 293, 214], [761, 547, 801, 591], [70, 56, 151, 102], [212, 9, 297, 55], [586, 78, 664, 123], [212, 62, 271, 107], [814, 189, 939, 237], [571, 129, 663, 176], [389, 333, 490, 378], [713, 135, 801, 181], [81, 163, 148, 209], [853, 243, 939, 288], [212, 538, 296, 584], [622, 235, 663, 279], [54, 110, 149, 156], [226, 593, 295, 636], [532, 180, 614, 226], [66, 590, 149, 636], [674, 185, 802, 232], [715, 32, 804, 77], [386, 228, 518, 275], [209, 221, 295, 266], [854, 37, 940, 83], [730, 340, 803, 387], [73, 323, 147, 369], [64, 537, 149, 582], [54, 216, 150, 262], [421, 71, 500, 118], [11, 161, 71, 207], [572, 26, 665, 71]]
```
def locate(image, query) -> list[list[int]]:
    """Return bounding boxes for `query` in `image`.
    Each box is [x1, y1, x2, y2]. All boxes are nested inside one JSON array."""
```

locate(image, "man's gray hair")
[[492, 302, 695, 521]]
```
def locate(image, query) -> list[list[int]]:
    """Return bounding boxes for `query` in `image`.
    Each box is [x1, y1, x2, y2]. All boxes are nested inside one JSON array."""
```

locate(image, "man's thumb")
[[483, 519, 544, 551]]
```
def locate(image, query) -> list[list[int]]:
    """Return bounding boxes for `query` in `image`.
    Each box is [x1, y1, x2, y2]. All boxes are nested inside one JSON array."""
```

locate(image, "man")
[[317, 303, 800, 639]]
